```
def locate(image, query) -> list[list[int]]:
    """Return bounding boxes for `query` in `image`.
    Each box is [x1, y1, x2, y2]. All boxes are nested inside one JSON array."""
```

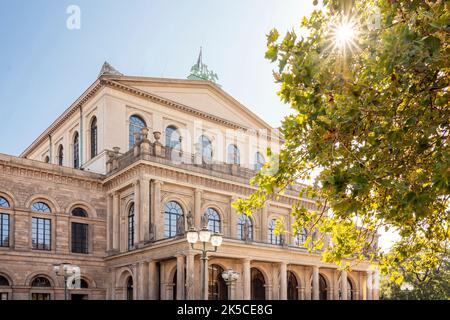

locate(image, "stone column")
[[112, 192, 120, 250], [153, 180, 163, 240], [261, 206, 268, 242], [185, 252, 195, 300], [140, 176, 151, 242], [372, 269, 380, 300], [176, 255, 186, 300], [366, 270, 373, 300], [279, 262, 288, 300], [243, 258, 251, 300], [133, 181, 141, 244], [137, 261, 148, 300], [106, 193, 112, 251], [148, 260, 158, 300], [341, 270, 348, 300], [312, 266, 320, 300], [194, 189, 202, 228], [303, 267, 311, 300], [229, 195, 238, 239]]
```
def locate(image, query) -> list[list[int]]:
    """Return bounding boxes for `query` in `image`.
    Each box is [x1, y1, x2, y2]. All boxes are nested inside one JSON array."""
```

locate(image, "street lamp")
[[221, 268, 240, 300], [53, 262, 79, 300], [187, 226, 223, 300], [400, 282, 414, 300]]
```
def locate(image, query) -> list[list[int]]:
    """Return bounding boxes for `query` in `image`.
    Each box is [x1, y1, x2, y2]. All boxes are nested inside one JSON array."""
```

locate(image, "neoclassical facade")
[[0, 62, 379, 300]]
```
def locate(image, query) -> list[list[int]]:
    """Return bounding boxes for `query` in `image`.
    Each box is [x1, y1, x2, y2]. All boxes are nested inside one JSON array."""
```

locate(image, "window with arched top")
[[128, 203, 135, 250], [199, 135, 213, 163], [57, 145, 64, 166], [0, 275, 9, 286], [294, 227, 308, 246], [268, 219, 281, 245], [164, 201, 183, 238], [255, 152, 265, 171], [237, 215, 253, 240], [205, 208, 221, 234], [0, 197, 9, 208], [165, 126, 182, 150], [251, 268, 266, 300], [227, 144, 240, 165], [208, 264, 228, 300], [31, 202, 51, 213], [71, 207, 88, 217], [90, 117, 98, 159], [73, 132, 80, 169], [287, 271, 298, 300], [126, 276, 133, 300], [71, 207, 89, 254], [319, 274, 328, 300], [129, 115, 146, 149], [31, 276, 51, 287]]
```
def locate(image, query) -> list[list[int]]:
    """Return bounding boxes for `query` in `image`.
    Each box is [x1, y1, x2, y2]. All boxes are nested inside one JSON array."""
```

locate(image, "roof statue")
[[98, 61, 123, 77], [187, 47, 220, 85]]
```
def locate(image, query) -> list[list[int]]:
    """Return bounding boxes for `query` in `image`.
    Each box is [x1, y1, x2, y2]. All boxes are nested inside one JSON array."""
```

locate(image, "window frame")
[[205, 208, 221, 234], [164, 201, 183, 238], [71, 222, 89, 254], [268, 219, 281, 245], [73, 131, 80, 169], [128, 203, 135, 250], [31, 217, 52, 251], [237, 214, 253, 240], [90, 116, 98, 159], [129, 115, 146, 149]]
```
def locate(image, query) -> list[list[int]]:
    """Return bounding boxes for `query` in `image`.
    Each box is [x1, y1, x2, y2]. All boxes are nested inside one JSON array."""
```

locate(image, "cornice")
[[20, 74, 283, 159], [0, 153, 104, 191], [20, 79, 104, 158], [102, 159, 318, 211]]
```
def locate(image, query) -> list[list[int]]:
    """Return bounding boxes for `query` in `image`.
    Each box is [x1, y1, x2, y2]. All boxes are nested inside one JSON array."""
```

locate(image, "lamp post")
[[186, 226, 223, 300], [53, 262, 79, 300], [221, 268, 240, 300]]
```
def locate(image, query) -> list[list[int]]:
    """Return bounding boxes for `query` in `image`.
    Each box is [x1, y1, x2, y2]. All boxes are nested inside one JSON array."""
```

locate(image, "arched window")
[[31, 276, 52, 300], [57, 145, 64, 166], [208, 265, 227, 300], [73, 132, 80, 169], [69, 278, 89, 289], [0, 275, 9, 286], [255, 152, 265, 171], [164, 201, 183, 238], [129, 115, 146, 149], [347, 278, 353, 300], [128, 203, 135, 250], [205, 208, 221, 233], [319, 274, 328, 300], [31, 276, 51, 287], [287, 271, 298, 300], [268, 219, 281, 245], [237, 215, 253, 240], [126, 276, 133, 300], [31, 202, 51, 213], [294, 227, 308, 246], [251, 268, 266, 300], [44, 155, 50, 163], [199, 135, 213, 163], [71, 207, 88, 217], [0, 275, 10, 300], [90, 117, 98, 159], [165, 126, 181, 150], [0, 197, 9, 208], [227, 144, 240, 165]]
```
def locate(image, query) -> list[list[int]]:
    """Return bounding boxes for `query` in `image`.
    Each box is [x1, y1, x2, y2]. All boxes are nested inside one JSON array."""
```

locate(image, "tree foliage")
[[234, 0, 449, 280], [381, 255, 450, 300]]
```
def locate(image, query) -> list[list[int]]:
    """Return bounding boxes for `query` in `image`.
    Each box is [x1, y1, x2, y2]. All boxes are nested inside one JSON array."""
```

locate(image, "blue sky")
[[0, 0, 316, 156]]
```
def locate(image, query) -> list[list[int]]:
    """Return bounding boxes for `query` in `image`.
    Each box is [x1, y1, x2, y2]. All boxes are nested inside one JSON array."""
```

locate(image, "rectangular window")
[[31, 293, 51, 300], [32, 217, 51, 250], [71, 222, 88, 254], [0, 293, 8, 300], [0, 213, 9, 247]]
